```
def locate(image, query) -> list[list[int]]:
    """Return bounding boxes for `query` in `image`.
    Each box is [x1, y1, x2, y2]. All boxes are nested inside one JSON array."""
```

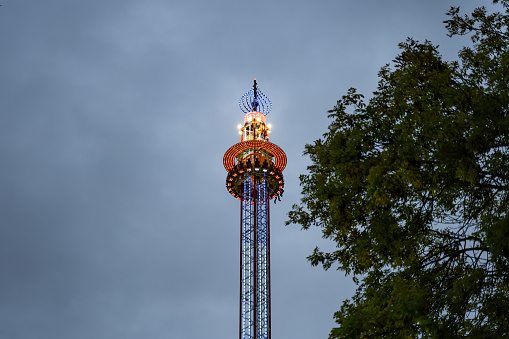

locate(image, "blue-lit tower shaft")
[[224, 80, 286, 339], [240, 177, 270, 338]]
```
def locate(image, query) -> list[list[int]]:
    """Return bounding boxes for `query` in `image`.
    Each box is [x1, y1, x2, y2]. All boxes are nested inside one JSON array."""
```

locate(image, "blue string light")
[[239, 82, 272, 115]]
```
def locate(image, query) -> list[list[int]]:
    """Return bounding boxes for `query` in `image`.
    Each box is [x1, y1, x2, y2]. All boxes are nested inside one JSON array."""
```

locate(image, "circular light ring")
[[226, 170, 284, 202], [223, 140, 286, 172]]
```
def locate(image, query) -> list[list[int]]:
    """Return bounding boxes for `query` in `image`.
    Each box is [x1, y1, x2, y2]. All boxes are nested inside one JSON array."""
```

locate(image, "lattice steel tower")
[[223, 79, 286, 339]]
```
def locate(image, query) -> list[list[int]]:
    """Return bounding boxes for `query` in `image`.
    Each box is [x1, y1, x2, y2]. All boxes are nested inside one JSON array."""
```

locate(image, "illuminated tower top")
[[238, 79, 271, 142], [224, 79, 286, 202]]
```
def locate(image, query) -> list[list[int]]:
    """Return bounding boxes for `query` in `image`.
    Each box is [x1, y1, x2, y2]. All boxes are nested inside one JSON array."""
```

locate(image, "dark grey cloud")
[[0, 0, 487, 338]]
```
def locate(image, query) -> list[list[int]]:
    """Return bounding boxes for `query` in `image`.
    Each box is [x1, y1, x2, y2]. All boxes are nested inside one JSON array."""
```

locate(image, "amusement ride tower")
[[223, 80, 286, 339]]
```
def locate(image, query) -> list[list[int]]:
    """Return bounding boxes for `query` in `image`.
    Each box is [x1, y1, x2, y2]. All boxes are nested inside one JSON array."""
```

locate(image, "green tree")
[[287, 1, 509, 337]]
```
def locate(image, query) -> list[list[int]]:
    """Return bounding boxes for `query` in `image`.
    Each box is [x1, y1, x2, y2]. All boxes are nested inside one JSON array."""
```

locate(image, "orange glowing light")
[[223, 140, 287, 172], [244, 111, 266, 124]]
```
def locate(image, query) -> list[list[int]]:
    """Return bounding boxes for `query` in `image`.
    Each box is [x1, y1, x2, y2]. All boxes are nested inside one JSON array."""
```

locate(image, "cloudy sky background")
[[0, 0, 489, 338]]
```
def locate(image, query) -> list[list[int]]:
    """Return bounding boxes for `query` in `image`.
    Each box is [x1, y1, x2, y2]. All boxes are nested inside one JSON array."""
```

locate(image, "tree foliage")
[[287, 1, 509, 337]]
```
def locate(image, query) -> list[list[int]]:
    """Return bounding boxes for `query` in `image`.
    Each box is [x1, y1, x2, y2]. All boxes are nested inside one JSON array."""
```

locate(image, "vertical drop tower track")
[[223, 80, 286, 339]]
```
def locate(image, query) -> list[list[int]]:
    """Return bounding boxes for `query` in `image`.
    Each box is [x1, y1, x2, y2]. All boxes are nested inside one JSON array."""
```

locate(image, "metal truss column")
[[239, 176, 271, 339], [256, 177, 270, 339]]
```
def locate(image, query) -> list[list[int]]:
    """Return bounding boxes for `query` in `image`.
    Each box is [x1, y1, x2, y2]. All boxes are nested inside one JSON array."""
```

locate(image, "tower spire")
[[239, 79, 272, 115], [253, 78, 258, 112]]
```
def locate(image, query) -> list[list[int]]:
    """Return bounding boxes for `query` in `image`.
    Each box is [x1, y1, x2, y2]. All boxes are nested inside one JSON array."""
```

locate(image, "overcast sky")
[[0, 0, 488, 338]]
